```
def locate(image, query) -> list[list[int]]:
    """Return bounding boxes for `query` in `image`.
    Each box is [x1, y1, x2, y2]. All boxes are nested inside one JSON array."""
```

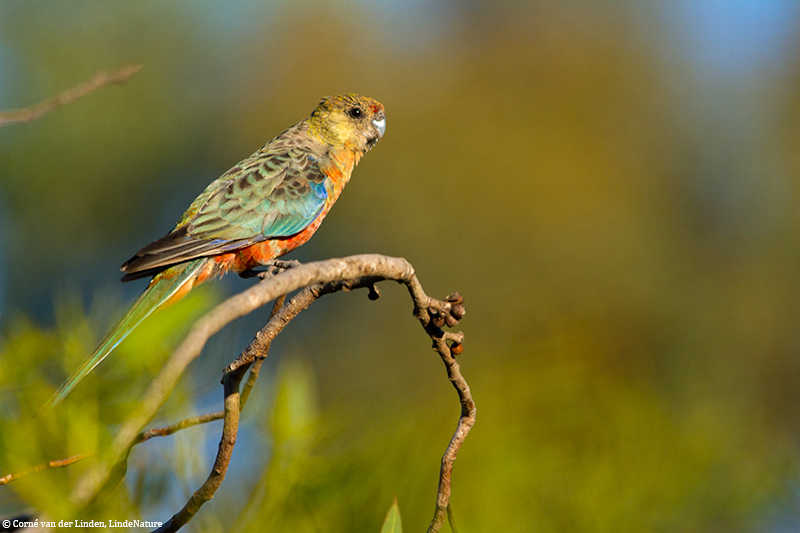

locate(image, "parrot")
[[44, 93, 386, 409]]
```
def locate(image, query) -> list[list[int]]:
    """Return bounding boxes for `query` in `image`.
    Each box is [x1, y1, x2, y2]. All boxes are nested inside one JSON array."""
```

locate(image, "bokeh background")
[[2, 1, 800, 531]]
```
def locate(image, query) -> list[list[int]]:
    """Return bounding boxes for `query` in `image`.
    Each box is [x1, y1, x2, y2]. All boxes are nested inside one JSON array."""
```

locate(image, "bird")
[[44, 93, 386, 409]]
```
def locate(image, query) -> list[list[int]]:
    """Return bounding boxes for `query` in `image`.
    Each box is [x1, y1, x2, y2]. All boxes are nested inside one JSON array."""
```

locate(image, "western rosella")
[[45, 94, 386, 408]]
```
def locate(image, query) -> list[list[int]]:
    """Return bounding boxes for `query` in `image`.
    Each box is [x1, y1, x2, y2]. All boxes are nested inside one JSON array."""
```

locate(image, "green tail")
[[42, 259, 208, 411]]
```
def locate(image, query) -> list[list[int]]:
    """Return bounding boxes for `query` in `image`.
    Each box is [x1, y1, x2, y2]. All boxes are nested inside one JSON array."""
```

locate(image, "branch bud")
[[445, 292, 464, 305]]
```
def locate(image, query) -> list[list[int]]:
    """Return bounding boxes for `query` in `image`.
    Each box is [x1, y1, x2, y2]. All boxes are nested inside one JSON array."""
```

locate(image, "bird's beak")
[[372, 115, 386, 138]]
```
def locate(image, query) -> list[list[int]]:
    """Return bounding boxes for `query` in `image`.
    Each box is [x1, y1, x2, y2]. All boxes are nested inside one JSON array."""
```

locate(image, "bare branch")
[[64, 254, 473, 533], [102, 254, 414, 475], [239, 295, 286, 409], [426, 327, 475, 533], [133, 412, 224, 446], [153, 296, 288, 531], [128, 296, 286, 451], [1, 413, 224, 487], [155, 367, 246, 533], [156, 288, 322, 531], [0, 454, 90, 485], [125, 294, 289, 454], [0, 64, 142, 127], [162, 267, 473, 533]]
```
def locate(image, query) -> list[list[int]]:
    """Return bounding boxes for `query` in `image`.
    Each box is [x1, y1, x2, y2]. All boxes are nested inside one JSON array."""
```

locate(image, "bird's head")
[[308, 94, 386, 153]]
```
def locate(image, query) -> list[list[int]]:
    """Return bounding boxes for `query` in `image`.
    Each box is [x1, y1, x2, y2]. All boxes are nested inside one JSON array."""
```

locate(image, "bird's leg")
[[238, 268, 268, 280]]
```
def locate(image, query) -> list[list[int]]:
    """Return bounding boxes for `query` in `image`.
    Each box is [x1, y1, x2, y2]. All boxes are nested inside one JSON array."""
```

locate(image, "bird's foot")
[[264, 259, 302, 277], [239, 259, 302, 280], [266, 259, 302, 273]]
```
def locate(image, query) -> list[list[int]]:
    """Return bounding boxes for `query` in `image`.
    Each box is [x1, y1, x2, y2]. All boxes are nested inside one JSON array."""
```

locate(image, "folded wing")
[[121, 147, 328, 280]]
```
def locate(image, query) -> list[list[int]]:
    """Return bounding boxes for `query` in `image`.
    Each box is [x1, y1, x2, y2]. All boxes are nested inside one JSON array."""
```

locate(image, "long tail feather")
[[42, 258, 210, 411]]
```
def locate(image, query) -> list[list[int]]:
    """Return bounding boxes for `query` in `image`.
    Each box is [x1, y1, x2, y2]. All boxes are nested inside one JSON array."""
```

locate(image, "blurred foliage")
[[0, 288, 216, 522], [1, 1, 800, 532]]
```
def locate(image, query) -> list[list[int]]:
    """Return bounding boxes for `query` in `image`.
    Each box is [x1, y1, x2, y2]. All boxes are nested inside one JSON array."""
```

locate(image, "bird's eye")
[[348, 107, 362, 118]]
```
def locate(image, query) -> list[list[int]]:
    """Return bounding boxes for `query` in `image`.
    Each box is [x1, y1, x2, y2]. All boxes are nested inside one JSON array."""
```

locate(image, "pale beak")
[[372, 116, 386, 138]]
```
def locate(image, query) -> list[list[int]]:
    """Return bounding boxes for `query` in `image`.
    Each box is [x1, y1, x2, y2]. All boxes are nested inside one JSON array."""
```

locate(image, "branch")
[[424, 294, 474, 533], [2, 413, 224, 488], [0, 454, 90, 485], [65, 254, 473, 533], [104, 255, 415, 472], [0, 64, 142, 127], [133, 412, 223, 446], [156, 366, 245, 533], [131, 296, 285, 449], [157, 286, 332, 531], [239, 295, 286, 409]]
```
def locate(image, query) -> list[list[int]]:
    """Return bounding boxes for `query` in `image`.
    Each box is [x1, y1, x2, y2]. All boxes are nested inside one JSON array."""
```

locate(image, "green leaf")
[[380, 498, 402, 533]]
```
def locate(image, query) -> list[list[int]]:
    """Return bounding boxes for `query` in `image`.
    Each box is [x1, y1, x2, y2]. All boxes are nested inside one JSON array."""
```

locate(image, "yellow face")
[[309, 94, 386, 152]]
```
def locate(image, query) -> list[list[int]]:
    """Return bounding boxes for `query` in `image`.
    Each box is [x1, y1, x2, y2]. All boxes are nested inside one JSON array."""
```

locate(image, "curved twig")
[[239, 294, 286, 409], [64, 254, 473, 533], [0, 454, 90, 486], [0, 64, 142, 126], [131, 295, 287, 452], [133, 412, 224, 446], [426, 329, 474, 533], [156, 283, 337, 531], [155, 367, 245, 533]]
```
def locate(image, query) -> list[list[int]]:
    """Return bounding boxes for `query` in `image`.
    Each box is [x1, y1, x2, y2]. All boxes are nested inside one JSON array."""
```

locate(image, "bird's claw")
[[266, 259, 302, 273], [240, 259, 302, 280]]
